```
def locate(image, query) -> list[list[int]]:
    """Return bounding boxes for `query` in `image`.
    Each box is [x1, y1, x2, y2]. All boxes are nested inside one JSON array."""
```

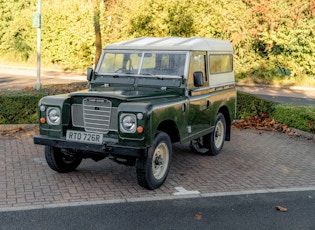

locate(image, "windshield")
[[98, 51, 187, 77]]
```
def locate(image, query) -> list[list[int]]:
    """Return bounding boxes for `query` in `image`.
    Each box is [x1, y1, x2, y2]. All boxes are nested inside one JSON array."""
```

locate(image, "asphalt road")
[[0, 65, 86, 90], [237, 85, 315, 106], [1, 190, 314, 230]]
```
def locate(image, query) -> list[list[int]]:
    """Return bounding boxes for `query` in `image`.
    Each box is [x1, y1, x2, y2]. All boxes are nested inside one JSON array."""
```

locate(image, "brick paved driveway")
[[0, 127, 314, 210]]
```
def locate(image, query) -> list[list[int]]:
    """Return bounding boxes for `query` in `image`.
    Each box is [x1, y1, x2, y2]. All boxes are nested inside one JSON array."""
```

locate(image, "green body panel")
[[38, 94, 70, 138], [184, 87, 236, 142], [147, 96, 188, 146]]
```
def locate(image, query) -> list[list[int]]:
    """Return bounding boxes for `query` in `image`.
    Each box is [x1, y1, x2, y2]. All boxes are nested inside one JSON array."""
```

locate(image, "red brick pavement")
[[0, 128, 314, 210]]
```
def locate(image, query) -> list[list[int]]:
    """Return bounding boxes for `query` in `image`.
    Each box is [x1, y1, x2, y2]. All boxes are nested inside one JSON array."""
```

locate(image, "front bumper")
[[33, 135, 147, 158]]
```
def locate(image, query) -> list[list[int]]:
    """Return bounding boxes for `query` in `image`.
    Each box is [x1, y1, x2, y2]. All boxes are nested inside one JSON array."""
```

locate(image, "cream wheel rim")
[[214, 120, 224, 148], [152, 142, 169, 180]]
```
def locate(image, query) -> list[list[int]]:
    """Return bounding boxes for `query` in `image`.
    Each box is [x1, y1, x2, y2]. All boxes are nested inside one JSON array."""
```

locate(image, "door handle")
[[182, 103, 186, 112]]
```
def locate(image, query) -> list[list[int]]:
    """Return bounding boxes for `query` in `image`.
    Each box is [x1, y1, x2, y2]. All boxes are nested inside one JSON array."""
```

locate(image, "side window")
[[209, 54, 233, 74], [188, 52, 207, 89]]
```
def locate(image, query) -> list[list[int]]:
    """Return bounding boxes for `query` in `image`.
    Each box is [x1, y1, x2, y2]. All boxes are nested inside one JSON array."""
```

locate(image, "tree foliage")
[[41, 0, 95, 69], [0, 0, 314, 83], [0, 0, 36, 61]]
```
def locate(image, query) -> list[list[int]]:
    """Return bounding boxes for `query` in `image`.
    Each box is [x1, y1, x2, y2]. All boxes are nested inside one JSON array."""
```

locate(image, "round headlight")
[[47, 107, 61, 125], [120, 114, 137, 133]]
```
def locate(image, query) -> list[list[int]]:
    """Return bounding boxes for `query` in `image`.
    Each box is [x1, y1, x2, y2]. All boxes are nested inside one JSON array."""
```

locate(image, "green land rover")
[[33, 36, 236, 190]]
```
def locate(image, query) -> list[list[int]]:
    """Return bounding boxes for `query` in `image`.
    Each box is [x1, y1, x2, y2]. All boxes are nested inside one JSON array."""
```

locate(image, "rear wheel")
[[203, 113, 226, 156], [45, 146, 82, 173], [136, 132, 172, 190]]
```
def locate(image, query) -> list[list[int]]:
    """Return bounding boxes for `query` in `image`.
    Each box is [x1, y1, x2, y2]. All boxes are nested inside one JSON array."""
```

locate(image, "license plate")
[[66, 130, 103, 144]]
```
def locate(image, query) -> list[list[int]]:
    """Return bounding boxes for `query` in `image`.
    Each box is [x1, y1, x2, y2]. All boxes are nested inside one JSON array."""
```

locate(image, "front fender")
[[38, 94, 71, 137]]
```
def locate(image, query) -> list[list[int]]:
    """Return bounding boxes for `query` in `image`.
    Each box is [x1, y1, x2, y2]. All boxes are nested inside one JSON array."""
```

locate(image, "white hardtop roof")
[[104, 36, 233, 52]]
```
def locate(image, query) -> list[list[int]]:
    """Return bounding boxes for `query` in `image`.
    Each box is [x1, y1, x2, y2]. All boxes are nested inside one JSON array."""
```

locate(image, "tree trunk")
[[94, 0, 102, 68]]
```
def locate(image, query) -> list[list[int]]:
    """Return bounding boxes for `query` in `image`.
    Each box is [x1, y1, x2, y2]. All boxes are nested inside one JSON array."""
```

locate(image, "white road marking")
[[173, 186, 200, 195]]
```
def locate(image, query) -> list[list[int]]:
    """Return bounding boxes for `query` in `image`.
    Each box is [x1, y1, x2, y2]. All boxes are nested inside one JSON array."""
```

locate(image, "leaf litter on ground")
[[233, 112, 296, 137]]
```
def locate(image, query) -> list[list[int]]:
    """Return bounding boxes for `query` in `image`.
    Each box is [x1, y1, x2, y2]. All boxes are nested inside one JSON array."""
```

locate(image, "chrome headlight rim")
[[46, 107, 61, 125], [120, 113, 137, 133]]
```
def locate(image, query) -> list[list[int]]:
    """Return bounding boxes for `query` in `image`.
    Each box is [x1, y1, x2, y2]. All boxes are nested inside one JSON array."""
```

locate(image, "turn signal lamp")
[[137, 126, 144, 133], [40, 117, 46, 124]]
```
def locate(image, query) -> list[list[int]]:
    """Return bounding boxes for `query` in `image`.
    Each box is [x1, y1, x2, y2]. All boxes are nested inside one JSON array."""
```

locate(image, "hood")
[[69, 88, 179, 101]]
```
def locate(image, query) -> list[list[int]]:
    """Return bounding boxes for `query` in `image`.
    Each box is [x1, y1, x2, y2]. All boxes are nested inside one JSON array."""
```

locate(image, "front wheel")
[[45, 146, 82, 173], [136, 132, 172, 190], [203, 113, 226, 156]]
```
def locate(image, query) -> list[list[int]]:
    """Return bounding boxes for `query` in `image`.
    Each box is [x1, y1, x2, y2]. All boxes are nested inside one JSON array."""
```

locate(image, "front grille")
[[71, 98, 118, 133]]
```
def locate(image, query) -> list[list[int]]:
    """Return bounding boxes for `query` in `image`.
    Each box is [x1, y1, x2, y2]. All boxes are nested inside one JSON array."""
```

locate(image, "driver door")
[[187, 51, 212, 139]]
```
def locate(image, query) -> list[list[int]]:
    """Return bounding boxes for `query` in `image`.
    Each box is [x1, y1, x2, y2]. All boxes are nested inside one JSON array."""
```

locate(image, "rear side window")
[[209, 54, 233, 74]]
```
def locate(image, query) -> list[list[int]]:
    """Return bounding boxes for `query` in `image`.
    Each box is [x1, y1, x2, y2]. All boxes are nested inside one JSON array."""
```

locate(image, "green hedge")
[[237, 92, 315, 134], [272, 105, 315, 133], [237, 92, 276, 119], [0, 82, 88, 124], [0, 91, 45, 124]]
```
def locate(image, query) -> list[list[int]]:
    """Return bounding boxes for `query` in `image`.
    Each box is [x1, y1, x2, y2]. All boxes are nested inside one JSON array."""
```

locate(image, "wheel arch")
[[156, 120, 180, 143]]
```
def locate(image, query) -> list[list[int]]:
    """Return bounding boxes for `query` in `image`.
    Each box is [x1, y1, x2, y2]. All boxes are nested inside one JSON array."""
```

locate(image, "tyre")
[[136, 132, 172, 190], [203, 113, 226, 156], [45, 146, 82, 173]]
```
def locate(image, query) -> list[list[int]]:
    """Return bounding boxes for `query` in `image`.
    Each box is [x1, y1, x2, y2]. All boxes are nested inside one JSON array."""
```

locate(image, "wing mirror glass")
[[87, 67, 94, 81]]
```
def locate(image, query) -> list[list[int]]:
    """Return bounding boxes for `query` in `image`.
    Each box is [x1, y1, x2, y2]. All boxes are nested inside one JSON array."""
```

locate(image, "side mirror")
[[87, 67, 94, 81], [193, 71, 203, 87]]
